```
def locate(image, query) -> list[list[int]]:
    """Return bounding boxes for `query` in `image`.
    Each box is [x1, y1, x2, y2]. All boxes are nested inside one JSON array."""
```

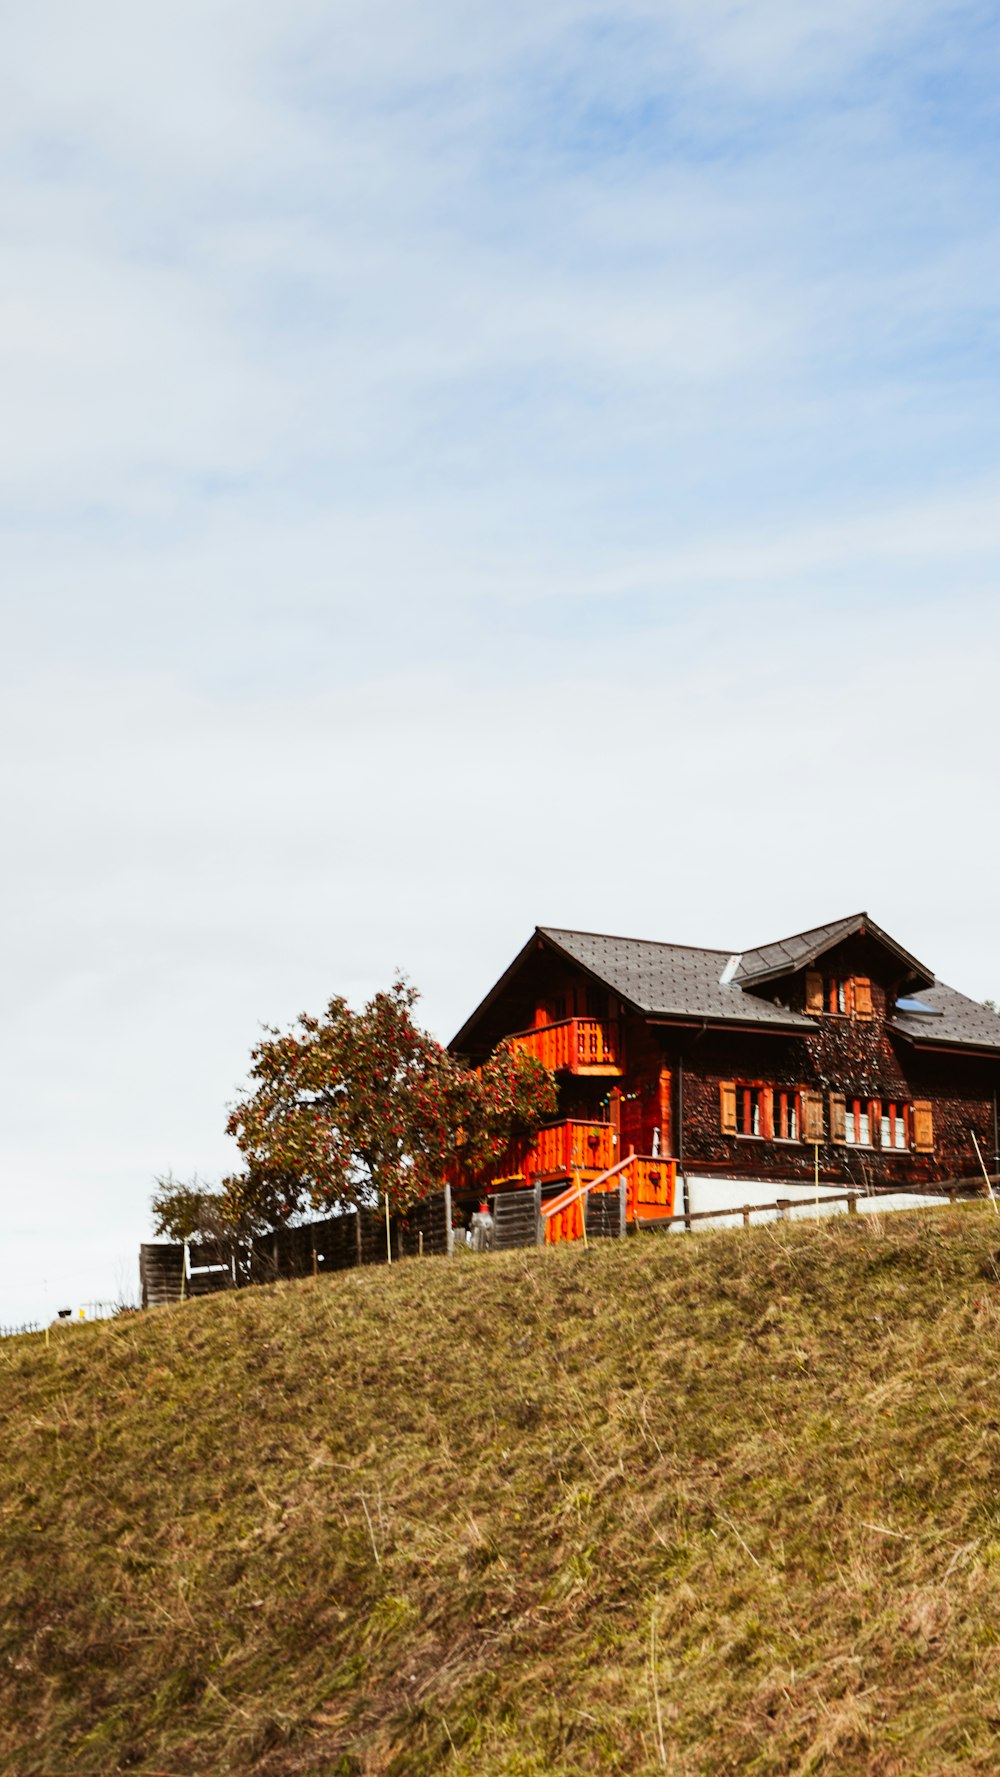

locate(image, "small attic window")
[[805, 973, 873, 1021]]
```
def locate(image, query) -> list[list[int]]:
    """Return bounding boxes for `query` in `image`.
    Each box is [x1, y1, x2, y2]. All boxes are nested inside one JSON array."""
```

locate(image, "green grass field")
[[4, 1205, 1000, 1774]]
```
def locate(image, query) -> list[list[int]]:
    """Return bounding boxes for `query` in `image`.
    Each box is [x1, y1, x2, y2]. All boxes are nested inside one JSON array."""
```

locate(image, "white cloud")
[[1, 0, 998, 1321]]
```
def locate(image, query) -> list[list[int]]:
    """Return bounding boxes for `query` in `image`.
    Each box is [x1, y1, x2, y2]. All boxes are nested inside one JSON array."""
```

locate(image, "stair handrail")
[[540, 1149, 636, 1222]]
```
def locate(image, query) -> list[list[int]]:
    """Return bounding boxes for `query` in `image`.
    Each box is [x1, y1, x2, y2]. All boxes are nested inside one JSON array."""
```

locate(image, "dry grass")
[[4, 1206, 1000, 1774]]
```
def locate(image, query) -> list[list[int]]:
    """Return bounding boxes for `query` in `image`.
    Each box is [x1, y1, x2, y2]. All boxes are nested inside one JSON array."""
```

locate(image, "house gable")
[[449, 931, 621, 1064], [737, 912, 934, 997]]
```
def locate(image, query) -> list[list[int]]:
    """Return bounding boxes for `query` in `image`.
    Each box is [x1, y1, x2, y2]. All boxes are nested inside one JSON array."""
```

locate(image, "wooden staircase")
[[487, 1152, 675, 1249], [540, 1152, 676, 1244]]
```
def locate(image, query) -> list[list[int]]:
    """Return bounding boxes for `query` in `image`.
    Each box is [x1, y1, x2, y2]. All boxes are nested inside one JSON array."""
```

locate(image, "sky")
[[3, 0, 1000, 1323]]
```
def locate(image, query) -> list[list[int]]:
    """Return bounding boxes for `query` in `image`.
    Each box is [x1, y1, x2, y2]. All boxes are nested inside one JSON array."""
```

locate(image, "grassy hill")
[[4, 1206, 1000, 1776]]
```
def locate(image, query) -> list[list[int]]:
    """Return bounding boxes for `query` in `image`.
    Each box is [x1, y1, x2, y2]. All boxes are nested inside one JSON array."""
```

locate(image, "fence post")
[[776, 1198, 790, 1222], [848, 1192, 858, 1216], [444, 1182, 454, 1256], [619, 1178, 627, 1238], [533, 1181, 543, 1246], [418, 1230, 424, 1258], [949, 1185, 957, 1207], [742, 1205, 751, 1228]]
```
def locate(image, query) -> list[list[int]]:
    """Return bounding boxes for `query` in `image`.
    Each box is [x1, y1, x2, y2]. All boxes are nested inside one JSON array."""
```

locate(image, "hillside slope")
[[4, 1208, 1000, 1775]]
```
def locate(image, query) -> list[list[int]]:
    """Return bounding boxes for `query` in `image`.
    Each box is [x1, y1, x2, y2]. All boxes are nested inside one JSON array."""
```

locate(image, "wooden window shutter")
[[853, 977, 873, 1021], [802, 1089, 824, 1142], [805, 971, 824, 1014], [761, 1087, 775, 1141], [720, 1081, 738, 1135], [912, 1100, 934, 1153], [829, 1092, 846, 1142]]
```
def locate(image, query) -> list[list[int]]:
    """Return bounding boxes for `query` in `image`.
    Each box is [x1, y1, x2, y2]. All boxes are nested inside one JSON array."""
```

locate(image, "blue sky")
[[3, 0, 1000, 1320]]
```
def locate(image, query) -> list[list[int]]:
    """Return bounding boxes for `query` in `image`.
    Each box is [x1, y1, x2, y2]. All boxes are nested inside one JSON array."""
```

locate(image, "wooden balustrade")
[[530, 1120, 614, 1176], [626, 1157, 675, 1218], [450, 1119, 619, 1198], [506, 1018, 623, 1075]]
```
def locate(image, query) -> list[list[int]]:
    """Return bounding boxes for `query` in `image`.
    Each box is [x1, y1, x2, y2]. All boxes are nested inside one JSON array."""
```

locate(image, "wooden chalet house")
[[449, 913, 1000, 1236]]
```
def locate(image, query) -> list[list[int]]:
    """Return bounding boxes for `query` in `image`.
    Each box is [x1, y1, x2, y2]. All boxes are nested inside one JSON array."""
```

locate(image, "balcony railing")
[[449, 1119, 615, 1196], [506, 1017, 623, 1075], [530, 1119, 615, 1177]]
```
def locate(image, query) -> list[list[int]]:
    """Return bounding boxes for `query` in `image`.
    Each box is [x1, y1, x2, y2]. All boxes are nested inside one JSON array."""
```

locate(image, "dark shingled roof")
[[890, 983, 1000, 1054], [451, 916, 1000, 1055], [736, 915, 865, 983], [539, 927, 813, 1031]]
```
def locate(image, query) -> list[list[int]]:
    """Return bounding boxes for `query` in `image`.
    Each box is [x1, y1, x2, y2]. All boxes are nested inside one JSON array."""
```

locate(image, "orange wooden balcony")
[[448, 1119, 614, 1197], [506, 1017, 623, 1076], [530, 1118, 614, 1177]]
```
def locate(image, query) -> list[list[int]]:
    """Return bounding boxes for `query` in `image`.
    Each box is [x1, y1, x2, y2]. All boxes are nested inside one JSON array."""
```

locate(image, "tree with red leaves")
[[226, 977, 555, 1216]]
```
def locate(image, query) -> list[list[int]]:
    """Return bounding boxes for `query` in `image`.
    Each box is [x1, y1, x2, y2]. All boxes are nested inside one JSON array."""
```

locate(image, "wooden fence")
[[633, 1175, 997, 1233], [140, 1190, 452, 1309]]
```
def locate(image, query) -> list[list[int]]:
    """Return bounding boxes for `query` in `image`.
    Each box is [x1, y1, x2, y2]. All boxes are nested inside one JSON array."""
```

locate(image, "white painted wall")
[[671, 1174, 943, 1233]]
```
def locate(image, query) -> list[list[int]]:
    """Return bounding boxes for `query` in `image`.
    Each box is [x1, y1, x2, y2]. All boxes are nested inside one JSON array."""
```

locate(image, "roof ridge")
[[539, 925, 735, 958], [743, 912, 868, 956]]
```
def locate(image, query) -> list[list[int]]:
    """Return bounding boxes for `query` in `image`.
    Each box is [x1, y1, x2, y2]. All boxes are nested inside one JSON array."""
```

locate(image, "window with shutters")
[[772, 1088, 799, 1141], [879, 1102, 909, 1151], [843, 1097, 873, 1146], [831, 1096, 915, 1150], [829, 978, 850, 1016], [805, 973, 874, 1020], [719, 1081, 804, 1141], [737, 1085, 769, 1137]]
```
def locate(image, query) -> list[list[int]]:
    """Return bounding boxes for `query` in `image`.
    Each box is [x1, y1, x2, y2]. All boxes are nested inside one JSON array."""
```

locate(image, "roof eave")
[[448, 929, 541, 1054], [890, 1023, 1000, 1059], [647, 1013, 816, 1037]]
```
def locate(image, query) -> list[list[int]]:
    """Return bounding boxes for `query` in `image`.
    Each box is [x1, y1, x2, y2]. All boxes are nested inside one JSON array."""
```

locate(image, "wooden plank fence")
[[140, 1190, 452, 1309], [135, 1173, 1000, 1310]]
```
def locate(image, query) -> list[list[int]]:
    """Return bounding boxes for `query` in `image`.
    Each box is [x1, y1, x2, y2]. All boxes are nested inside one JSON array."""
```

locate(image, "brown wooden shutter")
[[829, 1092, 846, 1142], [853, 977, 873, 1021], [720, 1081, 738, 1135], [761, 1087, 775, 1141], [912, 1100, 934, 1152], [805, 971, 824, 1014], [802, 1089, 824, 1142]]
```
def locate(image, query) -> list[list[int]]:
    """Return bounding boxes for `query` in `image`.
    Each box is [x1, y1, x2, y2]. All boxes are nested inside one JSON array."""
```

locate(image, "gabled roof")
[[450, 916, 1000, 1057], [738, 912, 934, 993], [539, 927, 813, 1031]]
